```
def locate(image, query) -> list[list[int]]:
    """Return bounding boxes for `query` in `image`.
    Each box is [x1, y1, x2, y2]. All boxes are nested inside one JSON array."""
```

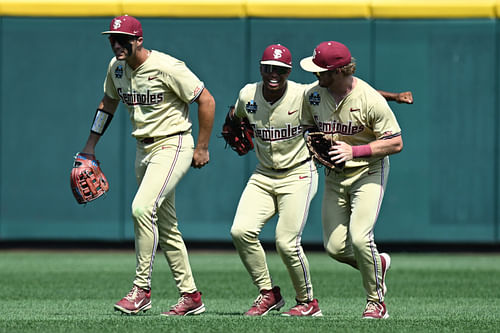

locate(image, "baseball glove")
[[221, 106, 254, 156], [306, 132, 345, 170], [70, 152, 109, 204]]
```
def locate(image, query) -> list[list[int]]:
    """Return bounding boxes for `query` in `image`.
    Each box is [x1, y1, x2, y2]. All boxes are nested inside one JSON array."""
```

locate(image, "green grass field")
[[1, 250, 499, 332]]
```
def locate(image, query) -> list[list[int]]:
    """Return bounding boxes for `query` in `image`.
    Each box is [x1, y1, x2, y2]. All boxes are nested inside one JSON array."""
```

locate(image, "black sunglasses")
[[262, 64, 289, 75], [109, 35, 136, 47], [314, 70, 337, 78]]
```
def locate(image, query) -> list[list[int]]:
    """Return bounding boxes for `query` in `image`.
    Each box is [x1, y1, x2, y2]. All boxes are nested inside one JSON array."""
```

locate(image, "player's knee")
[[131, 203, 151, 223], [230, 225, 257, 244], [324, 241, 344, 259], [350, 234, 369, 251], [230, 225, 246, 242], [275, 238, 295, 256]]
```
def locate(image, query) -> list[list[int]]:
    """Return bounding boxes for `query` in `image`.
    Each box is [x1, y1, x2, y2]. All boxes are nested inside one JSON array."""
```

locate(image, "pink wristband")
[[352, 144, 372, 158]]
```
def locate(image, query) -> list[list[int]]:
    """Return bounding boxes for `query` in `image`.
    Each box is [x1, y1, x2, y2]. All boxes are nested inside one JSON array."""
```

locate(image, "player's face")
[[315, 70, 339, 88], [260, 65, 291, 92], [109, 35, 138, 60]]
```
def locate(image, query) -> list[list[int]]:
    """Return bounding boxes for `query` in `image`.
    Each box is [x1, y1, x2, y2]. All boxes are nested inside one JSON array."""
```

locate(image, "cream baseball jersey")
[[104, 50, 204, 138], [234, 81, 313, 170], [301, 78, 401, 168]]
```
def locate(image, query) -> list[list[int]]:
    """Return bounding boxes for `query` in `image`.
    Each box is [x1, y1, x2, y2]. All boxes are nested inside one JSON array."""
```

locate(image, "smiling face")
[[260, 64, 291, 92]]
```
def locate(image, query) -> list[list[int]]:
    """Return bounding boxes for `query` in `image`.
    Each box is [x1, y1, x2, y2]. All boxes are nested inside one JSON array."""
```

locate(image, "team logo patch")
[[384, 131, 393, 136], [273, 49, 283, 59], [246, 100, 258, 113], [309, 92, 321, 105], [113, 19, 122, 30], [115, 65, 124, 78], [193, 86, 201, 97]]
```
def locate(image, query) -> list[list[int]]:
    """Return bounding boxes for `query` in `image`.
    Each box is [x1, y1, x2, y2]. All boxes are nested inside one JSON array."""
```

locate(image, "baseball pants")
[[132, 133, 198, 294], [322, 157, 389, 302], [231, 160, 318, 302]]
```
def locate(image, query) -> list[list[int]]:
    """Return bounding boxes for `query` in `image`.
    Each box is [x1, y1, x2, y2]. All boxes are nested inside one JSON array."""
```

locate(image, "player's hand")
[[329, 141, 353, 164], [396, 91, 413, 104], [192, 146, 210, 168]]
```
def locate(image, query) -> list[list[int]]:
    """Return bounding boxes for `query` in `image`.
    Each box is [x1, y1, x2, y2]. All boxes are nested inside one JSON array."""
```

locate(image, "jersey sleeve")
[[103, 59, 120, 100], [164, 60, 204, 104], [368, 97, 402, 139], [233, 85, 251, 119], [299, 85, 317, 127]]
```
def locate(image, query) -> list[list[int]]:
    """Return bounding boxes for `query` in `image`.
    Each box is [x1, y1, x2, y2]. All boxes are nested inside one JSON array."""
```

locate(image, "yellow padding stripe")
[[0, 0, 122, 17], [372, 0, 497, 19], [0, 0, 499, 18], [245, 0, 371, 18], [121, 0, 246, 18]]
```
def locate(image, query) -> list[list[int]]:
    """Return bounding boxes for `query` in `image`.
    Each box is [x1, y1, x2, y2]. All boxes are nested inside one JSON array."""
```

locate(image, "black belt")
[[271, 157, 311, 172], [139, 132, 185, 144]]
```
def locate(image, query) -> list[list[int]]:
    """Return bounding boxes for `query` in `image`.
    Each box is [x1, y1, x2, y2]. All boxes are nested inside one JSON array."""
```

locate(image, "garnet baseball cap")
[[260, 44, 292, 68], [300, 41, 351, 72], [102, 15, 143, 37]]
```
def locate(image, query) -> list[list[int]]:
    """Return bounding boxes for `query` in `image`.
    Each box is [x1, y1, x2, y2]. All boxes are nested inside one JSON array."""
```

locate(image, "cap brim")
[[101, 31, 137, 36], [260, 60, 292, 68], [299, 56, 328, 72]]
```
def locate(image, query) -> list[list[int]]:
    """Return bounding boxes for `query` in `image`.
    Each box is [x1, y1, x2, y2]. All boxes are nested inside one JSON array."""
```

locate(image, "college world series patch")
[[309, 92, 321, 105], [246, 100, 258, 113], [115, 65, 124, 78]]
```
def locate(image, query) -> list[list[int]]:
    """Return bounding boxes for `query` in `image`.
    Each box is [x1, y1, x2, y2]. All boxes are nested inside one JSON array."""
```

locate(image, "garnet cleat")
[[380, 253, 391, 296], [161, 291, 205, 316], [362, 301, 389, 319], [282, 298, 323, 317], [114, 285, 152, 315], [244, 286, 285, 316]]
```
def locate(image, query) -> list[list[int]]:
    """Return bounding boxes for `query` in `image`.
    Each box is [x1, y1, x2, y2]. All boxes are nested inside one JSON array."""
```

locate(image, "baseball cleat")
[[281, 298, 323, 317], [161, 291, 205, 316], [114, 285, 152, 315], [362, 301, 389, 319], [380, 253, 391, 296], [244, 286, 285, 316]]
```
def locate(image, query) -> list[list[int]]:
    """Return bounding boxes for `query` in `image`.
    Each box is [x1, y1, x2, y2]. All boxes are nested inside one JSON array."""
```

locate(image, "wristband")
[[352, 144, 372, 158], [77, 152, 96, 160], [91, 109, 113, 135]]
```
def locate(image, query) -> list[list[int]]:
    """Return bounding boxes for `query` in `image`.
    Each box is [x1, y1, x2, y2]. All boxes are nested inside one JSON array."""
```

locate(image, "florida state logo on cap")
[[260, 44, 292, 68], [102, 15, 143, 37]]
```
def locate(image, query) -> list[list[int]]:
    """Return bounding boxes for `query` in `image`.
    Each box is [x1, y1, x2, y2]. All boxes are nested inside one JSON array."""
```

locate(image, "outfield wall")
[[1, 1, 499, 244]]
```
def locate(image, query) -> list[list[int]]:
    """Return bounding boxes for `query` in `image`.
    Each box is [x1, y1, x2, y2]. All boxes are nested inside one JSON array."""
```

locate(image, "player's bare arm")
[[329, 135, 403, 164], [192, 88, 215, 168], [377, 90, 414, 104], [81, 95, 120, 155], [228, 105, 238, 119]]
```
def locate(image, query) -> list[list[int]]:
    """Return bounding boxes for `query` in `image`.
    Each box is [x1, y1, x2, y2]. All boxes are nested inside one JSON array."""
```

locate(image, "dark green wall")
[[1, 17, 497, 243]]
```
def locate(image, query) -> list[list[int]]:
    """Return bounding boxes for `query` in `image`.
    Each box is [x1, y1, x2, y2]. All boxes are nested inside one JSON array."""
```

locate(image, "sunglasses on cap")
[[109, 34, 137, 47], [262, 64, 289, 75], [314, 69, 339, 78]]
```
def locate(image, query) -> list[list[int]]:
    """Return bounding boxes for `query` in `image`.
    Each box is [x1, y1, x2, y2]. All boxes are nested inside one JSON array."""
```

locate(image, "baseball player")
[[228, 44, 411, 317], [229, 44, 322, 317], [300, 41, 404, 319], [79, 15, 215, 316]]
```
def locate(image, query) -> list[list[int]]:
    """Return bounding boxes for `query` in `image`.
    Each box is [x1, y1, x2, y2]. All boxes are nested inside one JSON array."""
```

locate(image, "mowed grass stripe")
[[1, 251, 499, 332]]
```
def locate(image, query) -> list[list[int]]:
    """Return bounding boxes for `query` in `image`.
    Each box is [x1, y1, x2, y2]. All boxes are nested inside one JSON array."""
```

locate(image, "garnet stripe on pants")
[[146, 134, 183, 288], [294, 161, 316, 300]]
